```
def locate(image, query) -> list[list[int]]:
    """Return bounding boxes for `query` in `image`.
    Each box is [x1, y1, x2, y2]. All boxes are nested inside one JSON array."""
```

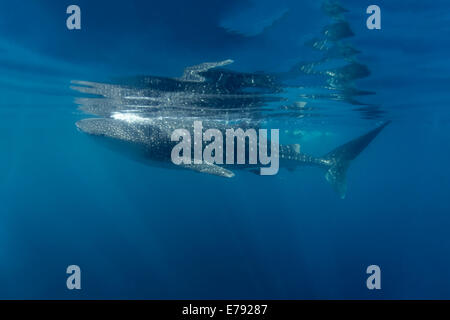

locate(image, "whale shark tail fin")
[[323, 121, 391, 198]]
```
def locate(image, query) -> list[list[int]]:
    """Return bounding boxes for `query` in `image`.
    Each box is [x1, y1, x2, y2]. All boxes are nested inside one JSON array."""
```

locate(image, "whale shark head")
[[75, 117, 173, 163], [76, 118, 150, 142], [76, 118, 109, 136]]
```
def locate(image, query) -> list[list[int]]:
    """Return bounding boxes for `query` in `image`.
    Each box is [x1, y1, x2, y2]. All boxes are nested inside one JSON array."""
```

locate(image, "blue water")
[[0, 0, 449, 299]]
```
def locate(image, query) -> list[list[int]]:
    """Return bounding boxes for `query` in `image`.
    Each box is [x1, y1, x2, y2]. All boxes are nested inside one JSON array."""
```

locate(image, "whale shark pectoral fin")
[[180, 162, 235, 178]]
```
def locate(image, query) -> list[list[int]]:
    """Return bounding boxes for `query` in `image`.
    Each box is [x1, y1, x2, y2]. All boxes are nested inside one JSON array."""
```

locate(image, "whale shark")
[[76, 116, 390, 199], [72, 56, 389, 198]]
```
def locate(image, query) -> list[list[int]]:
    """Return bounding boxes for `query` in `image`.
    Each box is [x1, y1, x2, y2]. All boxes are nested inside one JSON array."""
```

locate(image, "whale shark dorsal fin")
[[292, 144, 300, 154], [284, 143, 301, 155], [180, 161, 235, 178], [179, 60, 234, 82]]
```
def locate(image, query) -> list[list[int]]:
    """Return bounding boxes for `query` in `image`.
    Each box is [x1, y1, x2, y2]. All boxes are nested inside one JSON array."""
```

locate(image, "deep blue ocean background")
[[0, 0, 449, 299]]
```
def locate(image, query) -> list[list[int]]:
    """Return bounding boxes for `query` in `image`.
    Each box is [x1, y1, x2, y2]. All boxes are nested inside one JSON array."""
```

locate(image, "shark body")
[[76, 116, 389, 198]]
